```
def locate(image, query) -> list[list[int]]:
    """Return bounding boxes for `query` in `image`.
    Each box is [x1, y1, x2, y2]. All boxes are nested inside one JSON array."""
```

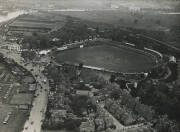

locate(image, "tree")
[[95, 26, 99, 34], [156, 20, 161, 25], [23, 32, 50, 49], [21, 51, 36, 61], [38, 34, 50, 49], [70, 96, 89, 116], [109, 74, 116, 83], [154, 115, 180, 132], [134, 19, 138, 24], [64, 119, 81, 131], [110, 89, 121, 100], [78, 63, 83, 70]]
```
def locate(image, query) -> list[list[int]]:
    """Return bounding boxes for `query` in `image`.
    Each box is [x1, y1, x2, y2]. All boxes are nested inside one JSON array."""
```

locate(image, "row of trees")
[[21, 50, 36, 61], [99, 25, 180, 58], [22, 32, 50, 50], [50, 17, 98, 45], [20, 17, 101, 50]]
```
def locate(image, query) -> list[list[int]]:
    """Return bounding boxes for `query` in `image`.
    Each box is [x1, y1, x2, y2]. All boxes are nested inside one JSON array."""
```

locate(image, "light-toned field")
[[0, 63, 16, 103], [0, 104, 27, 132], [8, 12, 67, 33]]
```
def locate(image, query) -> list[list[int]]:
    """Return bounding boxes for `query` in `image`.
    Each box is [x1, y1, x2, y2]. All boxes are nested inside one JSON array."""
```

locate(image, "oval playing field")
[[55, 44, 156, 73]]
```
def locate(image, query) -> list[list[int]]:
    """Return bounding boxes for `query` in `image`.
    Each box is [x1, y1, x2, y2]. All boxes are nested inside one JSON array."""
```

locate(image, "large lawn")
[[0, 104, 27, 132], [55, 44, 156, 72]]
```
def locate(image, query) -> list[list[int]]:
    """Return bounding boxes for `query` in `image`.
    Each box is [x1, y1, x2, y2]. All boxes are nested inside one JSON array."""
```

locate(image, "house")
[[57, 46, 68, 51], [76, 90, 93, 97], [51, 109, 67, 118], [7, 43, 21, 52], [80, 45, 84, 48], [66, 113, 77, 119], [52, 38, 60, 42], [29, 83, 36, 93], [11, 67, 23, 75], [23, 76, 35, 84], [88, 27, 96, 31], [39, 50, 51, 55], [51, 109, 67, 124], [79, 120, 95, 132], [169, 56, 176, 63]]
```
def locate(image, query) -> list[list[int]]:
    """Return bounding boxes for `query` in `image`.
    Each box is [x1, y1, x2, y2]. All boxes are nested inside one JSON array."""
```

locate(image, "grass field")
[[8, 12, 67, 34], [55, 44, 156, 73], [0, 104, 27, 132], [0, 63, 16, 103], [0, 63, 28, 132]]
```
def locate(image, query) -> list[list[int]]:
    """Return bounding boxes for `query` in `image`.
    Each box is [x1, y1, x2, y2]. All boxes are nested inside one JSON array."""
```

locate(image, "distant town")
[[0, 0, 180, 132]]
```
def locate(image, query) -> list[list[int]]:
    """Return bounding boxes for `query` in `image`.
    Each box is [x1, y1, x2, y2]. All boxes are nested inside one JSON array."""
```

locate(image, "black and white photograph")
[[0, 0, 180, 132]]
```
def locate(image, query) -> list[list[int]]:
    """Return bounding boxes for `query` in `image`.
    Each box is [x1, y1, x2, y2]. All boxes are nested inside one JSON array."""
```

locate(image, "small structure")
[[7, 43, 21, 52], [39, 50, 51, 55], [50, 109, 67, 124], [79, 120, 95, 132], [23, 76, 35, 84], [51, 109, 67, 118], [11, 67, 23, 75], [29, 83, 36, 93], [52, 38, 60, 42], [76, 90, 93, 97], [80, 45, 84, 48], [169, 56, 176, 63], [57, 46, 68, 51]]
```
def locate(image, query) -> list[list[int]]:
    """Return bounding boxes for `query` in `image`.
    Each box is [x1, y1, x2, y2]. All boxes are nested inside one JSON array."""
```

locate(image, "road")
[[0, 48, 50, 132], [0, 38, 100, 132]]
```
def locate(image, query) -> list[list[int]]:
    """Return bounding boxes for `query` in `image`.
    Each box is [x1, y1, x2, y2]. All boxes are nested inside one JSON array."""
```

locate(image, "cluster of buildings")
[[1, 43, 21, 53], [10, 66, 36, 110], [42, 64, 119, 131]]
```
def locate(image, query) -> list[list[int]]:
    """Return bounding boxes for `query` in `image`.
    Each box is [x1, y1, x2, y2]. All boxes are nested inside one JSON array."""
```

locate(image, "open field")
[[0, 104, 28, 132], [10, 21, 54, 28], [0, 62, 31, 132], [55, 44, 156, 73], [0, 63, 17, 103], [8, 12, 67, 34]]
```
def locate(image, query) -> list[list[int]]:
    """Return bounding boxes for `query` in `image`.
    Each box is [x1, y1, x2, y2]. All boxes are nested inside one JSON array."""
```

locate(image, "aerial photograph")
[[0, 0, 180, 132]]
